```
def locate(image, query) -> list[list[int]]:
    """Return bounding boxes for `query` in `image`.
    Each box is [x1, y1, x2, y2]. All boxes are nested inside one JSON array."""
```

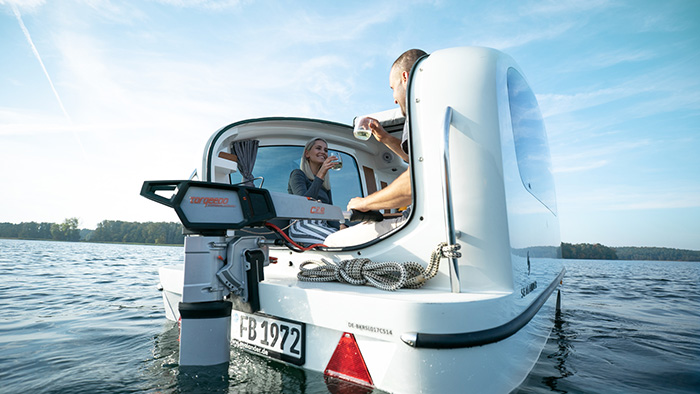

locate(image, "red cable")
[[265, 222, 327, 251]]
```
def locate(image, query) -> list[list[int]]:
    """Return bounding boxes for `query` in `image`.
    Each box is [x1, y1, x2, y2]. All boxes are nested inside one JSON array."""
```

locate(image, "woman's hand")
[[316, 155, 338, 179]]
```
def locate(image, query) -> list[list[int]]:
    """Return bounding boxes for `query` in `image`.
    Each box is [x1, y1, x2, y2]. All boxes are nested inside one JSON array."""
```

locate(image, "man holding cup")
[[324, 49, 427, 247]]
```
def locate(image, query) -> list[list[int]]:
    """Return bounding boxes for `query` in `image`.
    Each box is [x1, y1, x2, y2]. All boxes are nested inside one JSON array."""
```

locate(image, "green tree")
[[51, 218, 80, 242]]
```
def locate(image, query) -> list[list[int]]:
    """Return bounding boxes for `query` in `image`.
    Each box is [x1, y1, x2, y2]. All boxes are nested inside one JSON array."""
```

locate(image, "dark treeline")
[[562, 242, 700, 262], [614, 246, 700, 262], [90, 220, 184, 244], [0, 218, 81, 242], [2, 220, 698, 260], [0, 219, 184, 245], [561, 242, 618, 260]]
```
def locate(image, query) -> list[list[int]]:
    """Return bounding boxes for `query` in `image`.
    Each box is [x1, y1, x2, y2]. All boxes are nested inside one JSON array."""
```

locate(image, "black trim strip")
[[179, 301, 232, 319], [406, 268, 565, 349]]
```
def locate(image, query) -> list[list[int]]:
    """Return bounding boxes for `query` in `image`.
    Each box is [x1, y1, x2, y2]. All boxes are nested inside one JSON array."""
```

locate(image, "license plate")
[[231, 310, 305, 366]]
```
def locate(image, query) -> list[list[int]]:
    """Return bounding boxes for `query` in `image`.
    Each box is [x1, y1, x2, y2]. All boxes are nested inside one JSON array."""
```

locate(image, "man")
[[324, 49, 428, 247]]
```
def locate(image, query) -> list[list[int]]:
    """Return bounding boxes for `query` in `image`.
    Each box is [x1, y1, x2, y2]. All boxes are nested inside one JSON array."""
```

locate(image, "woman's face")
[[305, 140, 328, 165]]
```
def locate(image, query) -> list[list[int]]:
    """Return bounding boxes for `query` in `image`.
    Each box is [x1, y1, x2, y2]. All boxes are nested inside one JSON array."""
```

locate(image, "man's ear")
[[402, 70, 409, 84]]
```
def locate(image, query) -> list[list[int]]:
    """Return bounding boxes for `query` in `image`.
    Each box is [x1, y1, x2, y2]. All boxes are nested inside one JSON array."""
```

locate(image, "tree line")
[[0, 219, 184, 245], [0, 218, 81, 242], [1, 220, 698, 260], [562, 242, 700, 262]]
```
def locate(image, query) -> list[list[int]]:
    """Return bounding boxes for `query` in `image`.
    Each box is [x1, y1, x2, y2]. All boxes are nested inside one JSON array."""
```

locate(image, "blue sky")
[[1, 0, 698, 250]]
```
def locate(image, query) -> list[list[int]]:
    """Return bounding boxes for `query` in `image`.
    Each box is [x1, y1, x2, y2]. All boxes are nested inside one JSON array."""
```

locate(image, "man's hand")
[[367, 117, 390, 143], [366, 117, 408, 162], [347, 196, 369, 212]]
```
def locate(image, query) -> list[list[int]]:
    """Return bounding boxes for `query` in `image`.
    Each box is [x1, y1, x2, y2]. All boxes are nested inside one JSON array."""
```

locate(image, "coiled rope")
[[297, 242, 461, 291]]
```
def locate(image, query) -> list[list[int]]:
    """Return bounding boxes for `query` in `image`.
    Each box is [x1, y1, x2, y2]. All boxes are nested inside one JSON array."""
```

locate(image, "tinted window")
[[507, 68, 557, 214], [230, 146, 363, 210]]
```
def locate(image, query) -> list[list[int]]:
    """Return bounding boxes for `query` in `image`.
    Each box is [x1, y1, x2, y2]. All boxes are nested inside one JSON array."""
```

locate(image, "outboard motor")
[[141, 180, 342, 366]]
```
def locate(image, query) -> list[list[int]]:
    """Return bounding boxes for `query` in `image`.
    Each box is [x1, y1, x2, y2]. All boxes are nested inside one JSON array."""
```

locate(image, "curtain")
[[231, 139, 259, 186]]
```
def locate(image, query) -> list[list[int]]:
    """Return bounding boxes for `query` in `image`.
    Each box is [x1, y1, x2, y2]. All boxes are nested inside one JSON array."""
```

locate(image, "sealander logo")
[[190, 196, 232, 207]]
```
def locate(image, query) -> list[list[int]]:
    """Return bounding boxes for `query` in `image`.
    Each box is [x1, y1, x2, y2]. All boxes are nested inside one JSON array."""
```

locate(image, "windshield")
[[229, 145, 363, 210]]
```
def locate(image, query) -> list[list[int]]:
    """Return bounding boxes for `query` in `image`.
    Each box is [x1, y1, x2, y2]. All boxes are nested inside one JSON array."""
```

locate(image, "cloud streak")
[[12, 4, 71, 122], [558, 186, 700, 211], [10, 3, 88, 159]]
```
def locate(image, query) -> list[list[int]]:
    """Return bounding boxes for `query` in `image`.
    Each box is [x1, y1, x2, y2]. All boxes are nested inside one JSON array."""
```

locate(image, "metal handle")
[[440, 106, 461, 293]]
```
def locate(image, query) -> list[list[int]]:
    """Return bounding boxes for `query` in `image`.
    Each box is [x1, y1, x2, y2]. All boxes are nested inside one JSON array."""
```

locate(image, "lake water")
[[0, 239, 698, 393]]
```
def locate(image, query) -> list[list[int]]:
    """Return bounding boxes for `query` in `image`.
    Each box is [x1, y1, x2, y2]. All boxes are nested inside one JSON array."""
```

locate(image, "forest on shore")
[[0, 219, 184, 245], [560, 242, 700, 262], [1, 219, 698, 261]]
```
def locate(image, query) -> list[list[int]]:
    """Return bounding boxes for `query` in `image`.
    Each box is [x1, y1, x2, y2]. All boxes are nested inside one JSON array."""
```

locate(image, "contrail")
[[12, 4, 87, 158]]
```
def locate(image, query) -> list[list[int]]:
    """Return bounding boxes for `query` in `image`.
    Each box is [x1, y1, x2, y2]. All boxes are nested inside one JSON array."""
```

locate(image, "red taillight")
[[325, 332, 373, 387]]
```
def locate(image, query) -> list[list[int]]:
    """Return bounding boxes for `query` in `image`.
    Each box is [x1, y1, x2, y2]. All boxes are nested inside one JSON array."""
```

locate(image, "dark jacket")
[[287, 169, 339, 229]]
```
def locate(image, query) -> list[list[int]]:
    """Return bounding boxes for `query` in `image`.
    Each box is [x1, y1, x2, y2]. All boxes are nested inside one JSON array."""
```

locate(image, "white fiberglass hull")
[[159, 259, 563, 393]]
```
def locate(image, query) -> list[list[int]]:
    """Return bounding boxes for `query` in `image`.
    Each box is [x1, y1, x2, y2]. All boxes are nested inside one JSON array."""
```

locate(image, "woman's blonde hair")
[[300, 137, 331, 190]]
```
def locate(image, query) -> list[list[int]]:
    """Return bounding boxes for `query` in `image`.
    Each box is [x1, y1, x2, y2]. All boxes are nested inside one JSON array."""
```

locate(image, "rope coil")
[[297, 242, 461, 291]]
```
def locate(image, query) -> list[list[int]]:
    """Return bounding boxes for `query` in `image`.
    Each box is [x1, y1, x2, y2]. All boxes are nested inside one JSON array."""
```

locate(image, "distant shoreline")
[[2, 237, 698, 262], [561, 242, 699, 262], [0, 237, 182, 247]]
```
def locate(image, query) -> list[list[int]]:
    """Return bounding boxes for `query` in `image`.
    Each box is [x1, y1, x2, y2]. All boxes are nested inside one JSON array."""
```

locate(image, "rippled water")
[[0, 239, 698, 393]]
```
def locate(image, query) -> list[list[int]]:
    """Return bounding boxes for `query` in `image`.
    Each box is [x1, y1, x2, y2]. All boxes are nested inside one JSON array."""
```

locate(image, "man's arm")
[[369, 118, 409, 162], [347, 169, 411, 212]]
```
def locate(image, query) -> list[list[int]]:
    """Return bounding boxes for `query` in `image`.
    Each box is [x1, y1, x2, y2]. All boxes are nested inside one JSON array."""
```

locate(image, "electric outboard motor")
[[141, 180, 342, 366]]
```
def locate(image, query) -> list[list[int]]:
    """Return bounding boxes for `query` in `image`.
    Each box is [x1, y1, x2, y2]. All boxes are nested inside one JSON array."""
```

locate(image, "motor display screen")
[[180, 186, 246, 226]]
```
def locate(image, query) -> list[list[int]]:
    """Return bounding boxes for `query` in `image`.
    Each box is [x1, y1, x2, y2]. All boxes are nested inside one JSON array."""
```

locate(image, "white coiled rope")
[[297, 243, 461, 291]]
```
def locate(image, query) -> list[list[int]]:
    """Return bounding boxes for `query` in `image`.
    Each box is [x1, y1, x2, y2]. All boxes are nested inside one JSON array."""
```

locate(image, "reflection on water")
[[147, 319, 381, 393], [542, 309, 574, 393], [148, 322, 312, 393]]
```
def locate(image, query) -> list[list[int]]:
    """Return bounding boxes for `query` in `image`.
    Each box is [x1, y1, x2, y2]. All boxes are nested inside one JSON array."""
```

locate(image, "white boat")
[[143, 46, 565, 393]]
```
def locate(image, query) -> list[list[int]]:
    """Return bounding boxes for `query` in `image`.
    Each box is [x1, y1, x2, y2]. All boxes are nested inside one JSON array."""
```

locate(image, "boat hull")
[[159, 260, 563, 393]]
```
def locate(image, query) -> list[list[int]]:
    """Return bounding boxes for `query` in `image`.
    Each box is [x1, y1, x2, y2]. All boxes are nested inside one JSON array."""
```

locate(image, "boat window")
[[507, 68, 557, 215], [229, 145, 363, 210]]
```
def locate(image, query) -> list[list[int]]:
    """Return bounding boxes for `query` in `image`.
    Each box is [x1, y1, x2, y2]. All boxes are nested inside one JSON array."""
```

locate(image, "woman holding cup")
[[287, 137, 342, 245]]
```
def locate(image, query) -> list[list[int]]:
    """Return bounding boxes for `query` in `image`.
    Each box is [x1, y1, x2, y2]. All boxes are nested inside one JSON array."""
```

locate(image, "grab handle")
[[441, 106, 461, 293], [140, 180, 182, 208]]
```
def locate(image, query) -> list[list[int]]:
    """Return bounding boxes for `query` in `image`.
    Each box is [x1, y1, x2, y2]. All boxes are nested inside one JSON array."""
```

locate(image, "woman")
[[287, 138, 341, 245]]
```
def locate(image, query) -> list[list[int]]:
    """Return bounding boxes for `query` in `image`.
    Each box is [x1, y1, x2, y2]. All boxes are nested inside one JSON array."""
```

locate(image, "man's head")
[[390, 49, 428, 116]]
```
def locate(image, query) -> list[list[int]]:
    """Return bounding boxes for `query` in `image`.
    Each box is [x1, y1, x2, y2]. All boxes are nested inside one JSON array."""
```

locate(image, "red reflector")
[[325, 332, 373, 387]]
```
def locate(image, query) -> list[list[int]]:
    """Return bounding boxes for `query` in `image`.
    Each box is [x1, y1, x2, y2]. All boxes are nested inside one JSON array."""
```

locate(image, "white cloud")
[[553, 159, 609, 174], [586, 48, 658, 68], [521, 0, 613, 17], [558, 186, 700, 211], [478, 22, 576, 50], [0, 0, 45, 12], [537, 87, 630, 118], [150, 0, 247, 10], [551, 138, 651, 175]]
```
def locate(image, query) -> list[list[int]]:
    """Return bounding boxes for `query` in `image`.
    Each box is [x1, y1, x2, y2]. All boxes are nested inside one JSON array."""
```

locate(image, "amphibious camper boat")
[[142, 46, 565, 393]]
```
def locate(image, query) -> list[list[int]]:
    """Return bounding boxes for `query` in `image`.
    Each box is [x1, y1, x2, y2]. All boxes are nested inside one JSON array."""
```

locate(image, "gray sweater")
[[287, 169, 339, 229]]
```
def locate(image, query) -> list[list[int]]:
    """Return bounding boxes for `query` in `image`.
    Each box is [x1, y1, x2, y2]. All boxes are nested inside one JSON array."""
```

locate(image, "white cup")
[[353, 117, 372, 140]]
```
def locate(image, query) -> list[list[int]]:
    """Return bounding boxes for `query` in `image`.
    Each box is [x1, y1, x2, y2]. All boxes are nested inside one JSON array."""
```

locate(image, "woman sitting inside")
[[287, 138, 342, 245]]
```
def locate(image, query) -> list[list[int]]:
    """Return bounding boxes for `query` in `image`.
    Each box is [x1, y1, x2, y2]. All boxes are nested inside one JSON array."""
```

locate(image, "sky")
[[1, 0, 698, 250]]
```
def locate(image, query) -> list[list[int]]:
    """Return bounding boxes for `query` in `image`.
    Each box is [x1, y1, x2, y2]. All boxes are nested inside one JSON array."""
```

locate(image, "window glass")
[[507, 68, 557, 214], [230, 146, 363, 210]]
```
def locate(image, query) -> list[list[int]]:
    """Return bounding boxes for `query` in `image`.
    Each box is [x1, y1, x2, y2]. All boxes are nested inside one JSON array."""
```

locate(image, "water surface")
[[0, 239, 698, 393]]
